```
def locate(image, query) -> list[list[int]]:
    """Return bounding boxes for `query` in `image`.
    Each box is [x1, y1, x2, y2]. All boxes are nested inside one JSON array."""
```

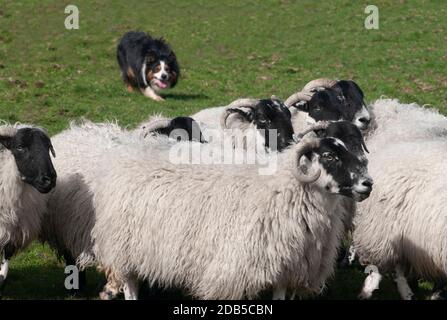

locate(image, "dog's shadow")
[[163, 93, 209, 101]]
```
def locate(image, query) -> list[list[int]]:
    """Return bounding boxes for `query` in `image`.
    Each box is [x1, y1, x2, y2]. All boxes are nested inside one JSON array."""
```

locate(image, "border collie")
[[117, 31, 180, 101]]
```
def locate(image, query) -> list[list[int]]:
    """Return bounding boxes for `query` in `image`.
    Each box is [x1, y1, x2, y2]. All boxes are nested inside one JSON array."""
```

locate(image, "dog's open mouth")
[[153, 78, 169, 89]]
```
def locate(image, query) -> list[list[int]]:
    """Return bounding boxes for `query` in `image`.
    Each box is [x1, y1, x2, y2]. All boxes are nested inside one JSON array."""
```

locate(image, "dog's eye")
[[16, 146, 26, 153]]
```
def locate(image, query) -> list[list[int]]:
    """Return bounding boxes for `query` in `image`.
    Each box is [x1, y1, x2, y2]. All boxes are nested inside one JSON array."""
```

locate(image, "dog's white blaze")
[[154, 60, 169, 80], [141, 63, 148, 87]]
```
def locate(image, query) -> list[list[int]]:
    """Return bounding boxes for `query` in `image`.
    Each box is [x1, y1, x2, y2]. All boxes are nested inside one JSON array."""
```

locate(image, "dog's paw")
[[150, 95, 165, 102]]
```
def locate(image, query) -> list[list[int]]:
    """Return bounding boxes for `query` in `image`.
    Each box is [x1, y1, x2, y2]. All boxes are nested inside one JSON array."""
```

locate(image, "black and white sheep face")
[[318, 121, 369, 164], [226, 99, 294, 152], [0, 128, 57, 193], [292, 88, 345, 123], [253, 99, 294, 152], [153, 116, 206, 143], [337, 80, 371, 130], [308, 137, 372, 202]]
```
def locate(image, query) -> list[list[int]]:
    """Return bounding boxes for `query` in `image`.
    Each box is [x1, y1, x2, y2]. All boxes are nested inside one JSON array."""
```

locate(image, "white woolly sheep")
[[89, 135, 372, 300], [352, 99, 447, 299]]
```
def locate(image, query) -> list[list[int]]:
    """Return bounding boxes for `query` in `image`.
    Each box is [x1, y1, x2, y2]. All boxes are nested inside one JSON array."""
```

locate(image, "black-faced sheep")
[[89, 135, 372, 299], [0, 123, 57, 289]]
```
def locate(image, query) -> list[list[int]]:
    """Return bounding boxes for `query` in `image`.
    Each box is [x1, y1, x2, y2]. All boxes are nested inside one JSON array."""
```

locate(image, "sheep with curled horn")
[[0, 122, 57, 290], [88, 129, 372, 300], [138, 115, 206, 143], [286, 78, 372, 132], [188, 97, 295, 152]]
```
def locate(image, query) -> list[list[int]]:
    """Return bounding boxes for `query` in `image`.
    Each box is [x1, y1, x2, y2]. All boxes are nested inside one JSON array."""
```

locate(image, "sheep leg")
[[99, 268, 122, 300], [347, 245, 356, 265], [123, 275, 139, 300], [272, 282, 287, 300], [358, 266, 382, 299], [431, 282, 447, 300], [393, 265, 415, 300], [0, 251, 9, 290]]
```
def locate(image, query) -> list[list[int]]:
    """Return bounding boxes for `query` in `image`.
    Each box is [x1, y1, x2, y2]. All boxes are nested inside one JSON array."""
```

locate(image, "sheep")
[[0, 123, 57, 290], [349, 99, 447, 299], [354, 138, 447, 300], [89, 134, 372, 300], [285, 78, 372, 133], [189, 97, 295, 152], [39, 121, 143, 293], [138, 115, 206, 143], [40, 120, 190, 297]]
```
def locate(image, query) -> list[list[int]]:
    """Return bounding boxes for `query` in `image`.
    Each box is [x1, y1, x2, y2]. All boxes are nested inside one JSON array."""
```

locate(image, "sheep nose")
[[358, 117, 370, 125], [360, 178, 373, 193], [362, 179, 373, 188], [39, 175, 53, 188]]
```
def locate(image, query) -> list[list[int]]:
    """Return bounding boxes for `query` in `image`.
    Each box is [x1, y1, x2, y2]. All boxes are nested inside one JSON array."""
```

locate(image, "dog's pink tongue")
[[157, 80, 168, 89]]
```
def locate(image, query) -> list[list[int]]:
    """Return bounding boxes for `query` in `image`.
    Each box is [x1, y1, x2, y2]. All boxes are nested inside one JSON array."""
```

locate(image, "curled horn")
[[284, 91, 314, 108], [361, 135, 369, 154], [293, 121, 331, 143], [303, 78, 339, 92], [293, 138, 321, 183], [49, 144, 56, 158], [220, 98, 259, 129], [142, 119, 172, 138]]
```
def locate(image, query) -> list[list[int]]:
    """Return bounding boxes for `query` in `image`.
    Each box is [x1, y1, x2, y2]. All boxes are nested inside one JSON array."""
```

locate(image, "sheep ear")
[[0, 135, 12, 150], [226, 107, 254, 123]]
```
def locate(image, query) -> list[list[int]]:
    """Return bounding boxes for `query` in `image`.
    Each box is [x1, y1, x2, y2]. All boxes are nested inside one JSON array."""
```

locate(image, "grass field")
[[0, 0, 446, 299]]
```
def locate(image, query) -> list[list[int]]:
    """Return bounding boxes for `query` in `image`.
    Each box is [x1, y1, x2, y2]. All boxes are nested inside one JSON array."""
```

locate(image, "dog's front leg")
[[141, 87, 164, 101]]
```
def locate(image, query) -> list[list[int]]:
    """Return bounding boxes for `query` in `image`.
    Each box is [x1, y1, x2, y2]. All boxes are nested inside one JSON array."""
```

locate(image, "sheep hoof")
[[99, 290, 118, 300], [358, 292, 372, 300]]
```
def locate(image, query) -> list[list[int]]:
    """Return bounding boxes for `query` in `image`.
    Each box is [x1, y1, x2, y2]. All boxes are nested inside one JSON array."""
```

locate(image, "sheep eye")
[[16, 146, 26, 153], [323, 152, 335, 161]]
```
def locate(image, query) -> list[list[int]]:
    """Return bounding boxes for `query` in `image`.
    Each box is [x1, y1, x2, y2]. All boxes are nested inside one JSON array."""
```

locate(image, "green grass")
[[0, 0, 446, 299]]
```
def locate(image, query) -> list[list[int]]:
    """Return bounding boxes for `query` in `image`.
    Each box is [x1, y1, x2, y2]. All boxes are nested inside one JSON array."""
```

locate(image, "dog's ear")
[[145, 50, 157, 64]]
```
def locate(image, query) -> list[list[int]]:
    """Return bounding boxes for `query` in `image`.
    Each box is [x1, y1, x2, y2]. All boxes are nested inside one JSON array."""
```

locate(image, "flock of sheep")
[[1, 78, 446, 300]]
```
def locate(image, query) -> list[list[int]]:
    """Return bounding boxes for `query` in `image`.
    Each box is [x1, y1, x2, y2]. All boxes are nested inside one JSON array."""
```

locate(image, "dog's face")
[[145, 53, 179, 91]]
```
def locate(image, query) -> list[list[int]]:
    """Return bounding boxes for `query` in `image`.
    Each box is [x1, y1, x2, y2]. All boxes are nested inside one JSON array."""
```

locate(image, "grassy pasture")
[[0, 0, 446, 299]]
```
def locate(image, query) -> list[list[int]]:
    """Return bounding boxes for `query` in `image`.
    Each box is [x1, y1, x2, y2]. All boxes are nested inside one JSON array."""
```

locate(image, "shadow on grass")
[[162, 93, 209, 101]]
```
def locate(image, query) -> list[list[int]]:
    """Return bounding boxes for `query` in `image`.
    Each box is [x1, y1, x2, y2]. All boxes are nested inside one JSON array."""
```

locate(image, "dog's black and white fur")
[[117, 31, 180, 101]]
